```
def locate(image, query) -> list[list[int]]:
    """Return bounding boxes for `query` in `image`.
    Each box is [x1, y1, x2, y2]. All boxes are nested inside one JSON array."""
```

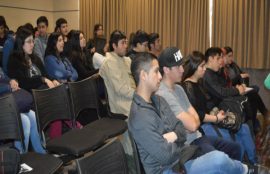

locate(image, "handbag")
[[210, 106, 242, 133]]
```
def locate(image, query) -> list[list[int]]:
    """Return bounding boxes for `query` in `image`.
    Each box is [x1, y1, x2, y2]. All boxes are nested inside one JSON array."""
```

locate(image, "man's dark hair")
[[132, 30, 149, 47], [131, 52, 156, 86], [109, 30, 126, 51], [224, 46, 233, 54], [148, 33, 159, 50], [23, 23, 34, 35], [36, 16, 48, 26], [205, 47, 222, 62], [55, 18, 67, 31]]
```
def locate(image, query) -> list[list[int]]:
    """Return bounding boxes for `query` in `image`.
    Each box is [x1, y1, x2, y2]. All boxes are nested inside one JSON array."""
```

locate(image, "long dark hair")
[[66, 30, 86, 63], [182, 51, 205, 82], [12, 27, 34, 67], [45, 32, 62, 59]]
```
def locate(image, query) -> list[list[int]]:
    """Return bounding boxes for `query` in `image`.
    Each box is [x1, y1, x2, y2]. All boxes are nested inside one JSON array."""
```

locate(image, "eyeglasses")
[[141, 42, 148, 47], [25, 39, 35, 44]]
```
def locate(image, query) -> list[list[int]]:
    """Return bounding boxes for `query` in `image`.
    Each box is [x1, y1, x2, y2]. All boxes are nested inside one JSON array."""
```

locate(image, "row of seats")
[[0, 74, 129, 173]]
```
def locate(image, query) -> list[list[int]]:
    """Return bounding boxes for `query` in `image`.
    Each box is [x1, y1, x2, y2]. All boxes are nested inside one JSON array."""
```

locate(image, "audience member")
[[126, 30, 149, 60], [129, 52, 248, 174], [7, 27, 58, 92], [34, 16, 49, 62], [221, 47, 269, 133], [44, 32, 78, 82], [86, 23, 105, 54], [202, 47, 258, 129], [66, 30, 97, 80], [148, 32, 162, 57], [92, 37, 108, 69], [0, 16, 9, 47], [127, 32, 135, 54], [99, 30, 135, 116], [55, 18, 69, 42], [2, 27, 15, 74], [181, 51, 257, 164]]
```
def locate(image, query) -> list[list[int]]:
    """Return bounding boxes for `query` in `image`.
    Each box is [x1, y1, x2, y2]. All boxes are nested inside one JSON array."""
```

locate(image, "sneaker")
[[248, 164, 270, 174]]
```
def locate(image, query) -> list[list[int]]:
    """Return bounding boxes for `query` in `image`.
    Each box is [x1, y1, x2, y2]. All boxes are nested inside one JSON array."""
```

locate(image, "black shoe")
[[248, 164, 270, 174]]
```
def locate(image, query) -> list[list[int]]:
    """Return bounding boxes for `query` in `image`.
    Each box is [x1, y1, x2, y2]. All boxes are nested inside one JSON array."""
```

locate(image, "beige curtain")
[[80, 0, 209, 56], [212, 0, 270, 69]]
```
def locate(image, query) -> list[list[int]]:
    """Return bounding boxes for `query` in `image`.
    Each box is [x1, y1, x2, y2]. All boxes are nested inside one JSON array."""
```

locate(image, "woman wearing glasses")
[[7, 27, 59, 91], [6, 27, 59, 154]]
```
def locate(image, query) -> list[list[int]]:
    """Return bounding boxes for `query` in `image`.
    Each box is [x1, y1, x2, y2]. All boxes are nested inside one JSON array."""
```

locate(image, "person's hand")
[[217, 110, 226, 122], [163, 132, 177, 143], [236, 84, 245, 95], [240, 73, 249, 78], [44, 78, 56, 88], [9, 79, 20, 91], [52, 80, 60, 86]]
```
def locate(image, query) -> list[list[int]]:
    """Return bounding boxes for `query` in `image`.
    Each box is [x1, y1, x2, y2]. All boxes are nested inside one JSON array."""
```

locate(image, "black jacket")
[[203, 68, 239, 105], [7, 53, 50, 92]]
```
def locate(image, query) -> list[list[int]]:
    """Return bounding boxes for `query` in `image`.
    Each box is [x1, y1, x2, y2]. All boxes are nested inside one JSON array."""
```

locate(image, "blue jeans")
[[191, 135, 242, 161], [163, 169, 178, 174], [184, 151, 245, 174], [202, 123, 257, 164], [15, 110, 46, 154]]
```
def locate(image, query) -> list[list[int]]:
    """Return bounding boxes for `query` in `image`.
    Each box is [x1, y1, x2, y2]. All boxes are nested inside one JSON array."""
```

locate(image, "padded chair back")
[[75, 138, 128, 174], [68, 76, 100, 120], [129, 132, 146, 174], [97, 75, 128, 120], [0, 94, 25, 149], [32, 84, 73, 132], [0, 94, 24, 149]]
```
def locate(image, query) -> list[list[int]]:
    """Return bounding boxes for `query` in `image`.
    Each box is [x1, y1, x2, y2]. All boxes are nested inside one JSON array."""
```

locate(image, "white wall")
[[0, 0, 79, 33]]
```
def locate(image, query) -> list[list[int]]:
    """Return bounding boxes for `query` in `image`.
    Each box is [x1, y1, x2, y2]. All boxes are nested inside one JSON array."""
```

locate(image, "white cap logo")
[[173, 50, 183, 62]]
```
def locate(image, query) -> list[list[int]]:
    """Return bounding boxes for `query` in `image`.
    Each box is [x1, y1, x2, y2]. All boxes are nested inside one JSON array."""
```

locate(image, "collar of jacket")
[[133, 92, 162, 117]]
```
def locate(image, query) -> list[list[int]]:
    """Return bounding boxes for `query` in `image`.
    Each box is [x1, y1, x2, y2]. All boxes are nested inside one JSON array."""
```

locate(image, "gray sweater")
[[34, 34, 48, 62]]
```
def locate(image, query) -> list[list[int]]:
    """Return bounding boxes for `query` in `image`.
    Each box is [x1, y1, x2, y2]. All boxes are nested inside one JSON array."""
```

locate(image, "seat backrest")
[[128, 132, 146, 174], [75, 138, 128, 174], [32, 84, 73, 132], [99, 75, 128, 120], [68, 75, 100, 120], [0, 94, 25, 150]]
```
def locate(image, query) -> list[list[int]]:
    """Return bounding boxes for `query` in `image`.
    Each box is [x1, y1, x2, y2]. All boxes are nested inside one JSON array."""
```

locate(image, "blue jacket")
[[44, 55, 78, 82], [2, 35, 14, 74]]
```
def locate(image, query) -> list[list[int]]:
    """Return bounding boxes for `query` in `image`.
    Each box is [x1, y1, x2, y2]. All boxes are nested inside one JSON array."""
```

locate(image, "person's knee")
[[208, 151, 231, 166]]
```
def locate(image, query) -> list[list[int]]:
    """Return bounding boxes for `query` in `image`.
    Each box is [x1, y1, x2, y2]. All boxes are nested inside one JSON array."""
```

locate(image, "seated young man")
[[99, 30, 136, 116], [128, 52, 248, 174], [202, 47, 260, 133], [156, 47, 242, 161], [126, 30, 149, 60]]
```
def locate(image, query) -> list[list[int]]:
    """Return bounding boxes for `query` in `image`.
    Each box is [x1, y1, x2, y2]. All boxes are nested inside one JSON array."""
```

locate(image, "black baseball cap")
[[158, 47, 184, 67]]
